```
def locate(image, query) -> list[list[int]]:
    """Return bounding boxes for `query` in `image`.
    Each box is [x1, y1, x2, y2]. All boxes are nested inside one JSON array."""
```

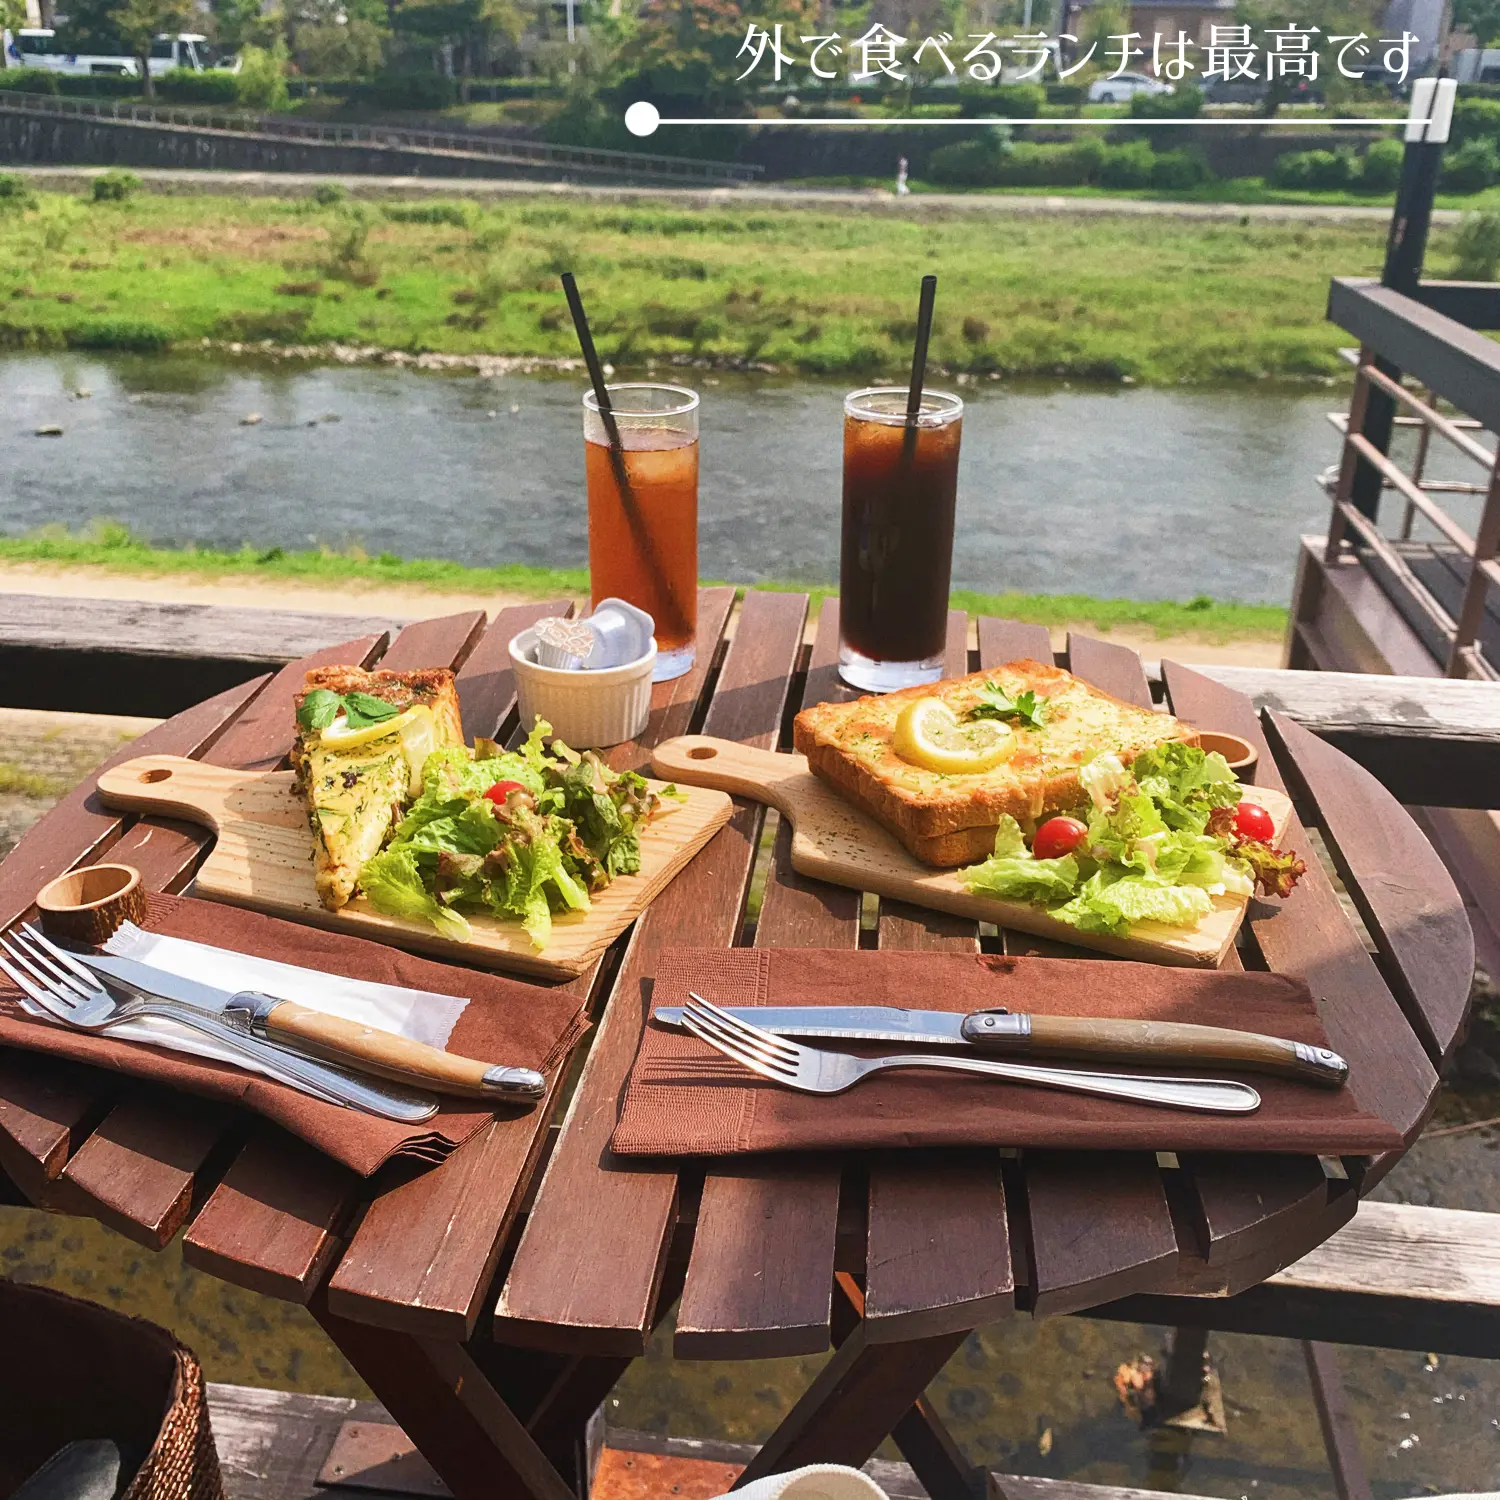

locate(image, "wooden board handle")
[[94, 755, 250, 833], [229, 994, 546, 1102], [651, 736, 811, 816]]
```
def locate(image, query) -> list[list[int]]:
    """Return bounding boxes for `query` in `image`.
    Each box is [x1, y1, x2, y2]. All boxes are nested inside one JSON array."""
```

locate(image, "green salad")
[[960, 742, 1305, 937], [360, 719, 669, 948]]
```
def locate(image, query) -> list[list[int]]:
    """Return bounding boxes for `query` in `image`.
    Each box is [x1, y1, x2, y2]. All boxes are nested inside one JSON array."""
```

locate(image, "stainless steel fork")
[[682, 994, 1261, 1113], [0, 926, 439, 1123]]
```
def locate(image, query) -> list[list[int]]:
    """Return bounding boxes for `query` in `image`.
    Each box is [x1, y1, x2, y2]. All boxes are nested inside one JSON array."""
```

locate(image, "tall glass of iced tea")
[[583, 382, 699, 682], [838, 387, 963, 693]]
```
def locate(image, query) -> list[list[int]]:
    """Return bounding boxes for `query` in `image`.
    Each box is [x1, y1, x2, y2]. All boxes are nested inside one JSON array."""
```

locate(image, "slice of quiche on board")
[[290, 666, 464, 911]]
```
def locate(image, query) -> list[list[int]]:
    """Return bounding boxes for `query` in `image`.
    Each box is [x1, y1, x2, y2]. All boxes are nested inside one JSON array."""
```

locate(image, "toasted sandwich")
[[792, 660, 1196, 867], [290, 666, 464, 910]]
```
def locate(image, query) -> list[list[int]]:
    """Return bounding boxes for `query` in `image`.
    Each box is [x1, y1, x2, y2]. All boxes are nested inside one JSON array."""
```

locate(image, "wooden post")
[[1326, 350, 1376, 563], [1351, 79, 1457, 522], [1155, 1325, 1210, 1417]]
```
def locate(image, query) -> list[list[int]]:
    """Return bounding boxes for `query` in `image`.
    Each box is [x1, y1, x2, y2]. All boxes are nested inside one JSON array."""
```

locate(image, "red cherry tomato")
[[1032, 815, 1088, 861], [483, 780, 526, 808], [1233, 800, 1275, 842]]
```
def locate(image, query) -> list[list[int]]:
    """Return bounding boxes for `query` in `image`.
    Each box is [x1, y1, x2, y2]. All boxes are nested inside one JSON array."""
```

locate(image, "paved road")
[[12, 164, 1434, 222]]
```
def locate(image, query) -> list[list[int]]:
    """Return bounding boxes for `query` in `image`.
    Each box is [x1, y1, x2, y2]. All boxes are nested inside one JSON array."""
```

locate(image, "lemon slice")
[[317, 704, 427, 752], [394, 706, 439, 794], [892, 698, 1017, 774]]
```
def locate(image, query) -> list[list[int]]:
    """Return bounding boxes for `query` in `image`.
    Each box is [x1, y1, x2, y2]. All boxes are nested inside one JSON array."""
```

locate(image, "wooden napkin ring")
[[1197, 731, 1259, 779], [36, 864, 146, 945]]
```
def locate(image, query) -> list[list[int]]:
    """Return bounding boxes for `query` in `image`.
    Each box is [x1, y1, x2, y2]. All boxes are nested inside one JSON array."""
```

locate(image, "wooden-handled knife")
[[652, 1002, 1348, 1087], [73, 951, 546, 1102]]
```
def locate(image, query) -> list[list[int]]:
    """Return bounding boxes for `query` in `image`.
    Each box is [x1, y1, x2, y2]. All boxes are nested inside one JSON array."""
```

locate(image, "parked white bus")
[[2, 28, 235, 76]]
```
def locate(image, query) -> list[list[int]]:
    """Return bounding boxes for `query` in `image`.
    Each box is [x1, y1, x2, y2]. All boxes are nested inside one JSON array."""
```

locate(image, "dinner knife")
[[652, 1004, 1348, 1087], [72, 951, 547, 1101]]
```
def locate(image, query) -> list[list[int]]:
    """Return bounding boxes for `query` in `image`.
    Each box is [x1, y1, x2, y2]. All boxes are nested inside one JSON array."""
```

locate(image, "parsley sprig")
[[967, 682, 1048, 732], [297, 688, 404, 734]]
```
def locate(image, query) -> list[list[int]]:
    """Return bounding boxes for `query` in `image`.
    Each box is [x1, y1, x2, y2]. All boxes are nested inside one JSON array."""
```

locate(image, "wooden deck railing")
[[1324, 278, 1500, 679]]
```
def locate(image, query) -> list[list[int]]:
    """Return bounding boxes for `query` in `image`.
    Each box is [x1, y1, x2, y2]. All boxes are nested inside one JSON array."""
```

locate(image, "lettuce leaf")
[[1080, 753, 1130, 810], [418, 744, 543, 804], [1052, 870, 1213, 935], [493, 829, 592, 948], [356, 716, 666, 951], [952, 740, 1300, 939], [1132, 742, 1242, 833], [961, 816, 1082, 903], [361, 845, 472, 941]]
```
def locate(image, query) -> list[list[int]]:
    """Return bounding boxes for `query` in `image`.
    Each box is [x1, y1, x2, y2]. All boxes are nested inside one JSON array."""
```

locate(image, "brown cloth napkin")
[[0, 892, 588, 1176], [610, 948, 1404, 1158]]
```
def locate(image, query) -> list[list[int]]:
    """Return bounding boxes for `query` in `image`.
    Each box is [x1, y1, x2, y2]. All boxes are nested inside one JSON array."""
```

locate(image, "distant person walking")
[[896, 157, 910, 195]]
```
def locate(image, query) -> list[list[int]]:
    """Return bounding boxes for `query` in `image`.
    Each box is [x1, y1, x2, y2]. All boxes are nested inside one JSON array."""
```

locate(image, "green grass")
[[0, 522, 1289, 641], [0, 763, 71, 798], [0, 185, 1423, 382]]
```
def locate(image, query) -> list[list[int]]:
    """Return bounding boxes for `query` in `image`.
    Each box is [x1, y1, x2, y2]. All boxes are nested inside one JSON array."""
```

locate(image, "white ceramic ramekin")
[[509, 632, 656, 749]]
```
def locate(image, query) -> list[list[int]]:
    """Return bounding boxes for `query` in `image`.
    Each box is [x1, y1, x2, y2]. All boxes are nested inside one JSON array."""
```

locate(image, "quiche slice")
[[792, 660, 1197, 868], [290, 666, 464, 911]]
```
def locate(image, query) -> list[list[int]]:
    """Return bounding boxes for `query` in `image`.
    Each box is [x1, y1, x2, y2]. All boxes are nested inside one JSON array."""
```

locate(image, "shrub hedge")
[[156, 68, 241, 105], [926, 135, 1211, 190], [1443, 137, 1500, 192], [0, 68, 60, 93]]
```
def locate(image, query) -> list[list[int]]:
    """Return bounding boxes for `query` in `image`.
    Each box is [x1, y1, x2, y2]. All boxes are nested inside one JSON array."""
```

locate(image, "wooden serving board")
[[94, 754, 734, 980], [651, 736, 1295, 968]]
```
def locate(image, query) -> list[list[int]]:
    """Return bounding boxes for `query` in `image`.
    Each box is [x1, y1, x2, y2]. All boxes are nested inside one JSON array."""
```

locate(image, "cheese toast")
[[290, 666, 464, 910], [792, 660, 1197, 867]]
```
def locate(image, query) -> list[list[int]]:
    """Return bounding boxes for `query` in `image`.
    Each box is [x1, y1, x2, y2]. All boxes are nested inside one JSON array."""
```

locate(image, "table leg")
[[312, 1296, 576, 1500], [836, 1272, 983, 1500], [732, 1318, 969, 1489], [468, 1344, 635, 1496], [891, 1395, 985, 1500]]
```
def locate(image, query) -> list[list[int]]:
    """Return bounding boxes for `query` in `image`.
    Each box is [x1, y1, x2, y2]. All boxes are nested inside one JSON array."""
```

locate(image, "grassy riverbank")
[[0, 186, 1406, 382], [1, 523, 1287, 641]]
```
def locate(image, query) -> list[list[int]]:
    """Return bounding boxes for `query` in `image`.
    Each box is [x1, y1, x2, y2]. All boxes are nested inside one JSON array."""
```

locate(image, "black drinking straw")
[[902, 274, 938, 461], [560, 272, 681, 631]]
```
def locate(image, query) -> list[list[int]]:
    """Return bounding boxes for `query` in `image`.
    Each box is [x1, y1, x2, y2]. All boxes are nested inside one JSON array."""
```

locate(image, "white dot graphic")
[[624, 101, 661, 137]]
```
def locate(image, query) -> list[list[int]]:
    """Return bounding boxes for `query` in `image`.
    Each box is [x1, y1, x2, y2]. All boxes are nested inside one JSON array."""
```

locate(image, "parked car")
[[1087, 71, 1173, 103], [1201, 75, 1267, 104]]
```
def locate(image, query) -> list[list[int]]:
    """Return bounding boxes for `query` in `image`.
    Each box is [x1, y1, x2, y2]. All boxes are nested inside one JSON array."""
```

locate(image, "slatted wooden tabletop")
[[0, 593, 1473, 1500]]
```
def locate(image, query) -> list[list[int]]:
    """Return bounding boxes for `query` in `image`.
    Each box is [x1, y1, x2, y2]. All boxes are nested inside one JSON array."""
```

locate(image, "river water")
[[1, 353, 1345, 606]]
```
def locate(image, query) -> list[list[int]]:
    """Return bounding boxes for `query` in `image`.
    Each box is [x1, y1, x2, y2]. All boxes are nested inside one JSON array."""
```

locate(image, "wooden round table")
[[0, 593, 1471, 1500]]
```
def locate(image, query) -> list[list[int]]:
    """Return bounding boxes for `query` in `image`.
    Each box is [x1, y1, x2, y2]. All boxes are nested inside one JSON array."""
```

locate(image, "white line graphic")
[[623, 100, 1420, 136]]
